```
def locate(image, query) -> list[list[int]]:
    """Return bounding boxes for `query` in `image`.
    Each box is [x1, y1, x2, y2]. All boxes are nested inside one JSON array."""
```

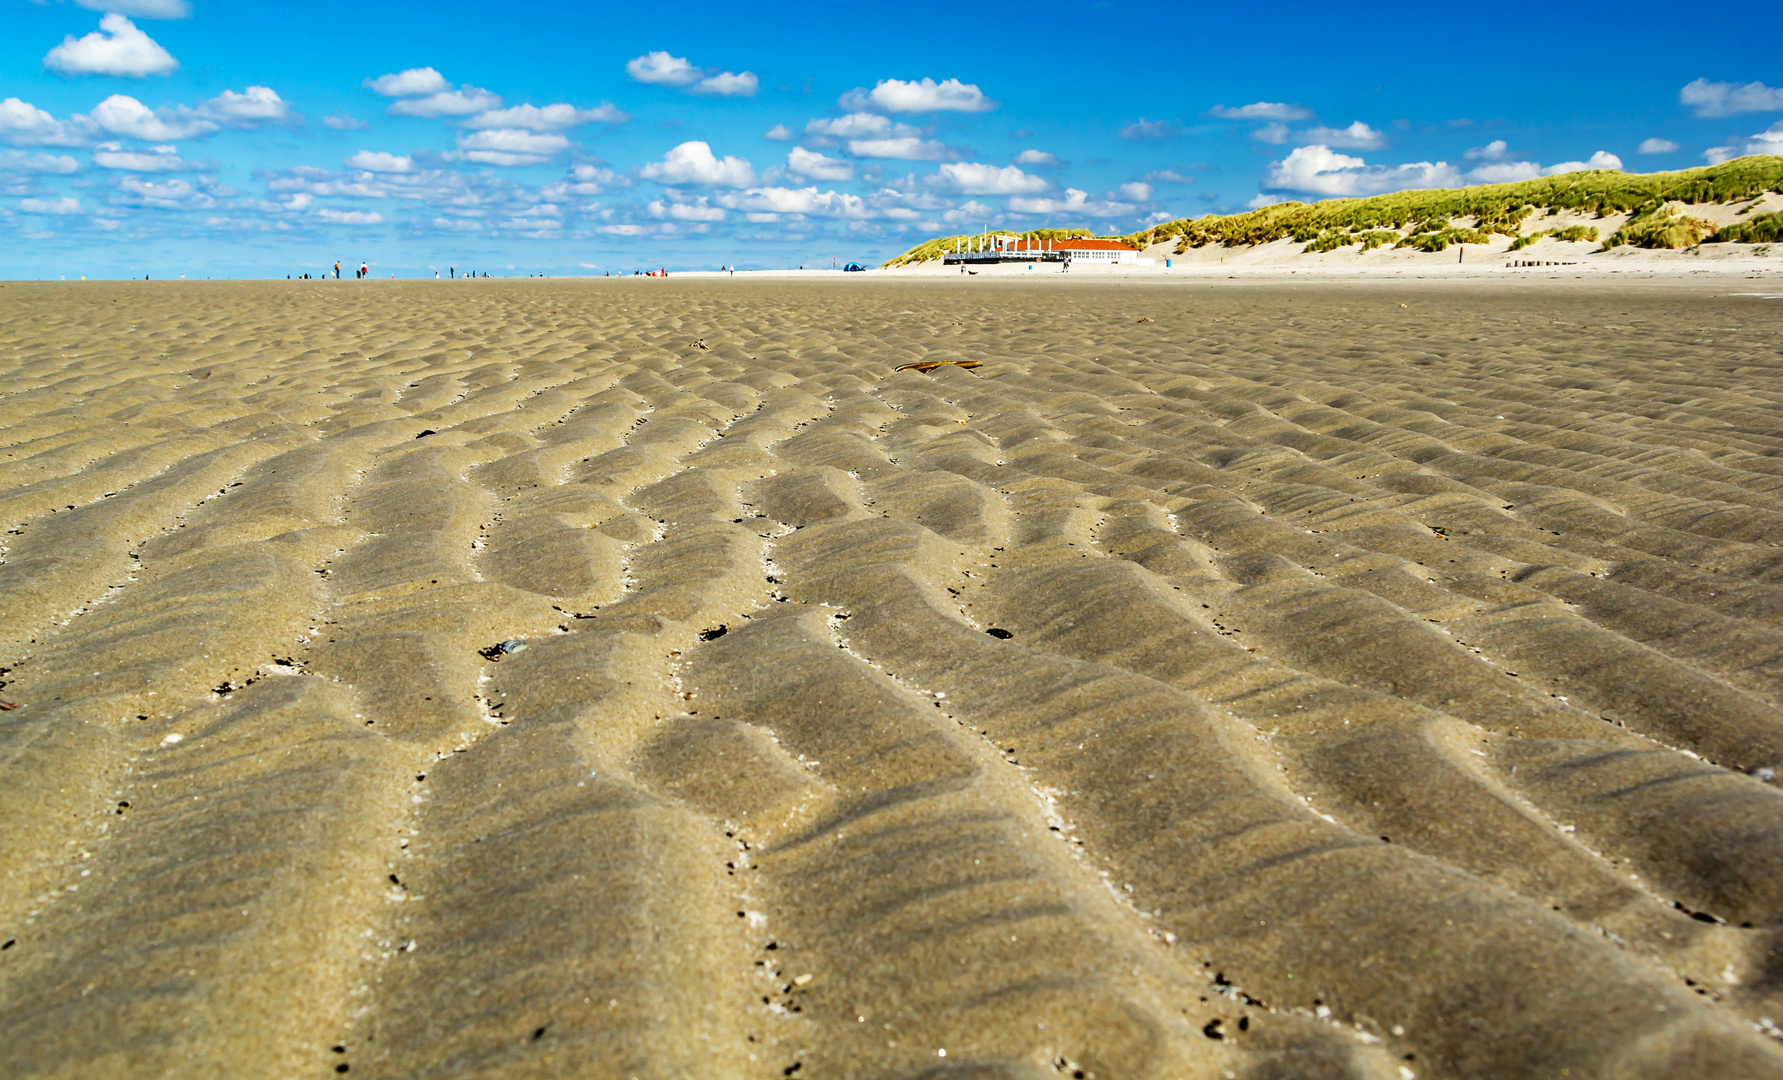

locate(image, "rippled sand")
[[3, 278, 1782, 1079]]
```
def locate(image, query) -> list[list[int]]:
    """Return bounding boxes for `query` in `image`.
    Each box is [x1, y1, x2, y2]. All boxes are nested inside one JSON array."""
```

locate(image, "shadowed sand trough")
[[2, 278, 1783, 1079]]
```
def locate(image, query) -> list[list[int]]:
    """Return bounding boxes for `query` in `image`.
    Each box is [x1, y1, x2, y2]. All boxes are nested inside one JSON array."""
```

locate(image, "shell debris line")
[[2, 277, 1783, 1079]]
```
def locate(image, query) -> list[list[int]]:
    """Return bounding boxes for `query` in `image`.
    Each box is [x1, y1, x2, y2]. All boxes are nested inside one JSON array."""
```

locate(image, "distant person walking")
[[360, 261, 368, 279], [334, 260, 341, 280]]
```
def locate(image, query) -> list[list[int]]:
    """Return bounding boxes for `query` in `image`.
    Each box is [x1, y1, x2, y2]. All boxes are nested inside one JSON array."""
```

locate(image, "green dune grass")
[[880, 155, 1783, 266]]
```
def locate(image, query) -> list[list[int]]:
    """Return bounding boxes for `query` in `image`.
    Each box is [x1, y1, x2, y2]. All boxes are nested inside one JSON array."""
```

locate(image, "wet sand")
[[2, 277, 1782, 1079]]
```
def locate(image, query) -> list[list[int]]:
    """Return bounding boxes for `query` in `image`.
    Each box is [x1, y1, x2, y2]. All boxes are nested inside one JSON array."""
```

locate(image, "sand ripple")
[[2, 279, 1782, 1078]]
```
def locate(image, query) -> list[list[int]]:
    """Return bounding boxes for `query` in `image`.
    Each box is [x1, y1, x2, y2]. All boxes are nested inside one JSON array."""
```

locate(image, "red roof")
[[1005, 237, 1135, 252]]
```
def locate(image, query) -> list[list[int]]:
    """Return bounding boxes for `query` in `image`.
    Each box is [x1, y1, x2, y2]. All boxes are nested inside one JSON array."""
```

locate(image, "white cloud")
[[695, 72, 758, 97], [933, 162, 1047, 195], [315, 208, 385, 225], [390, 87, 502, 118], [112, 174, 217, 209], [344, 150, 412, 173], [1118, 181, 1153, 201], [1263, 144, 1462, 197], [204, 86, 291, 126], [787, 146, 853, 181], [44, 14, 177, 77], [1013, 149, 1059, 165], [93, 141, 189, 171], [847, 136, 955, 161], [1208, 102, 1314, 121], [452, 129, 570, 166], [1465, 139, 1509, 161], [1, 97, 87, 147], [640, 140, 754, 186], [764, 124, 793, 141], [1144, 169, 1197, 184], [1680, 78, 1783, 118], [20, 196, 82, 214], [1007, 188, 1136, 218], [597, 223, 657, 236], [462, 103, 627, 131], [1120, 118, 1182, 140], [839, 78, 995, 114], [1704, 122, 1783, 164], [1, 149, 80, 174], [804, 113, 901, 139], [627, 51, 701, 86], [1252, 122, 1289, 144], [1248, 193, 1285, 208], [648, 198, 724, 221], [366, 68, 450, 97], [1299, 121, 1386, 150], [85, 94, 214, 140], [714, 186, 870, 218], [1463, 150, 1622, 184], [1637, 137, 1679, 155], [544, 163, 624, 196], [324, 114, 368, 131], [75, 0, 190, 16]]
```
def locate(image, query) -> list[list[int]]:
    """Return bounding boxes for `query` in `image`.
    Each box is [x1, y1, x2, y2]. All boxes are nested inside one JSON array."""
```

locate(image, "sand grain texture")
[[2, 279, 1782, 1079]]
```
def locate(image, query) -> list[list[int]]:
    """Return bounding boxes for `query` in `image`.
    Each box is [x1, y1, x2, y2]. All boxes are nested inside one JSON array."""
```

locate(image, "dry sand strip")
[[1, 278, 1781, 1079]]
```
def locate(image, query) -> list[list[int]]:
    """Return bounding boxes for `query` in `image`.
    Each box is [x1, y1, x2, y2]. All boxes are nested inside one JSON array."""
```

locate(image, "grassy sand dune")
[[2, 279, 1783, 1078], [885, 155, 1783, 267]]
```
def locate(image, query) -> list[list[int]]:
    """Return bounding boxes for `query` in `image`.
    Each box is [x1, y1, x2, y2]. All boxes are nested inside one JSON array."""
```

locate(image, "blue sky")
[[3, 0, 1780, 277]]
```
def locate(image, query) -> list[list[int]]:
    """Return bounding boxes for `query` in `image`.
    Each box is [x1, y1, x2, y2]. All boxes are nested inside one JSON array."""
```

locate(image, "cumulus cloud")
[[324, 114, 369, 131], [1252, 122, 1289, 144], [1464, 150, 1622, 184], [648, 197, 724, 221], [1263, 145, 1462, 197], [544, 163, 624, 196], [1208, 102, 1314, 121], [1007, 188, 1136, 218], [367, 68, 449, 97], [1704, 123, 1783, 164], [847, 137, 956, 161], [1, 97, 87, 147], [1013, 149, 1059, 165], [390, 87, 502, 119], [627, 52, 701, 86], [366, 68, 500, 118], [1143, 169, 1198, 184], [713, 185, 871, 218], [1465, 139, 1510, 161], [787, 146, 852, 181], [1, 149, 80, 174], [933, 162, 1047, 195], [20, 195, 82, 214], [805, 113, 904, 140], [1679, 78, 1783, 118], [75, 0, 190, 16], [839, 78, 996, 114], [44, 14, 177, 77], [93, 141, 189, 171], [205, 86, 293, 126], [111, 174, 221, 210], [1299, 121, 1386, 150], [1637, 137, 1680, 155], [764, 124, 793, 141], [453, 129, 571, 166], [85, 94, 213, 140], [315, 208, 385, 225], [344, 150, 413, 173], [695, 71, 758, 97], [1118, 181, 1153, 202], [462, 103, 627, 131], [1120, 118, 1182, 140], [639, 140, 755, 186]]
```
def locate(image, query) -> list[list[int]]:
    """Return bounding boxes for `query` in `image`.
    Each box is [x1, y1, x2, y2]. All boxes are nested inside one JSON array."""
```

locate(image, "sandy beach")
[[3, 276, 1782, 1079]]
